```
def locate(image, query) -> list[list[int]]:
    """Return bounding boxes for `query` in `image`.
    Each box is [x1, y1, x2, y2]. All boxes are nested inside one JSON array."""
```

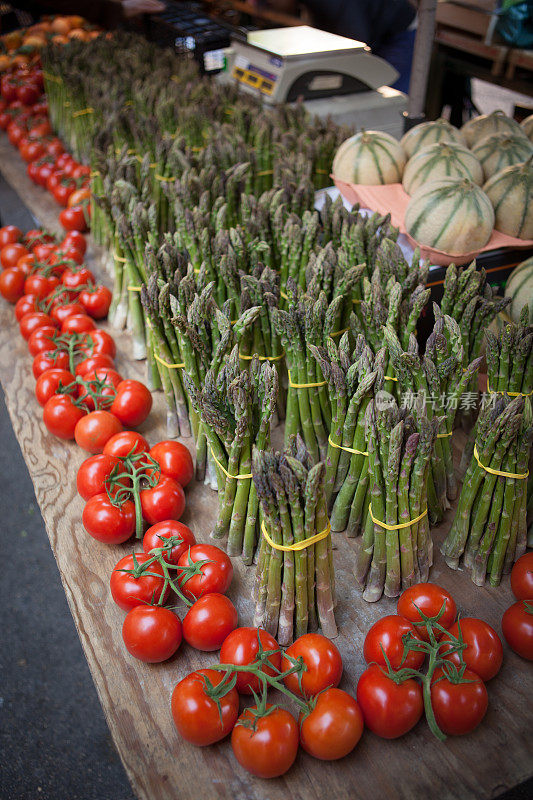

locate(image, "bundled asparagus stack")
[[384, 307, 483, 523], [183, 352, 278, 563], [355, 399, 439, 602], [274, 286, 343, 461], [441, 395, 532, 586], [485, 306, 533, 398], [310, 335, 385, 536], [252, 437, 337, 645]]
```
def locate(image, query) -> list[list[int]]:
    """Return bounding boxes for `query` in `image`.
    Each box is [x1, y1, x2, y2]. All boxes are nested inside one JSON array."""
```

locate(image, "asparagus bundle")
[[184, 352, 278, 563], [384, 308, 483, 523], [485, 306, 533, 398], [252, 438, 337, 644], [274, 285, 343, 462], [355, 399, 439, 602], [309, 335, 386, 537], [441, 396, 532, 586]]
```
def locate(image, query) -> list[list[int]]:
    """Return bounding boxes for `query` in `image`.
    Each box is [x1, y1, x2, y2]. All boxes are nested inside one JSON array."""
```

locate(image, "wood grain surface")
[[0, 136, 531, 800]]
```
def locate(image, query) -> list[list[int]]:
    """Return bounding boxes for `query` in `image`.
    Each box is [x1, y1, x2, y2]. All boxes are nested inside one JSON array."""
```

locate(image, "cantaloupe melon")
[[461, 110, 527, 148], [471, 132, 533, 180], [404, 178, 494, 254], [332, 130, 406, 185], [403, 142, 483, 195], [484, 156, 533, 239], [504, 256, 533, 322], [400, 118, 465, 158], [521, 114, 533, 142]]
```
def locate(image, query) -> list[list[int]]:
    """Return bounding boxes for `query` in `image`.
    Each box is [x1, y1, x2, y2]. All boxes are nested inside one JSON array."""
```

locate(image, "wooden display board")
[[0, 136, 531, 800]]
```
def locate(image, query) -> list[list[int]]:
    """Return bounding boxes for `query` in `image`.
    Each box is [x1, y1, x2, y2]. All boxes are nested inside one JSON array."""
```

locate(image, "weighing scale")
[[225, 26, 407, 138]]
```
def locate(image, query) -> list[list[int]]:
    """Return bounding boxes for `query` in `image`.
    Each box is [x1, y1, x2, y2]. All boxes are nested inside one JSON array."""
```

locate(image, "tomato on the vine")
[[430, 667, 488, 736], [122, 606, 182, 663], [35, 368, 75, 406], [183, 593, 238, 651], [356, 664, 423, 739], [27, 326, 60, 356], [82, 494, 135, 545], [440, 618, 503, 681], [110, 379, 152, 427], [43, 394, 85, 439], [363, 614, 425, 671], [24, 273, 60, 299], [282, 632, 342, 698], [20, 311, 57, 340], [76, 453, 122, 500], [1, 242, 29, 269], [299, 688, 364, 761], [32, 350, 70, 379], [502, 600, 533, 661], [219, 627, 280, 694], [397, 583, 457, 641], [177, 543, 232, 602], [79, 285, 111, 319], [142, 520, 196, 565], [62, 265, 94, 289], [0, 225, 22, 247], [61, 313, 95, 334], [0, 267, 25, 303], [510, 552, 533, 601], [75, 353, 115, 377], [15, 293, 39, 321], [149, 440, 194, 487], [110, 553, 169, 610], [102, 430, 148, 459], [140, 475, 185, 524], [74, 410, 123, 454], [231, 705, 299, 779], [50, 302, 86, 326], [61, 230, 86, 255], [59, 205, 88, 232], [171, 668, 239, 746], [80, 329, 116, 358]]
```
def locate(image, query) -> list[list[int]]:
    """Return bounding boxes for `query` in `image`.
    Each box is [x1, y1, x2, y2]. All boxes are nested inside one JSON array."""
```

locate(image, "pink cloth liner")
[[333, 177, 533, 267]]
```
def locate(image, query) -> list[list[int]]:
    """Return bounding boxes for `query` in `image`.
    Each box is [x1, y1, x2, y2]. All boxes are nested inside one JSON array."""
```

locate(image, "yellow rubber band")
[[134, 154, 158, 167], [473, 445, 529, 480], [315, 168, 328, 175], [239, 351, 285, 362], [72, 107, 94, 118], [256, 169, 273, 177], [154, 353, 185, 369], [114, 253, 127, 263], [261, 520, 331, 551], [64, 101, 70, 108], [127, 285, 141, 292], [369, 503, 428, 530], [328, 434, 368, 457], [210, 448, 252, 481], [193, 267, 201, 274], [384, 375, 398, 382], [486, 379, 533, 397], [90, 170, 101, 178], [43, 71, 62, 84], [353, 298, 361, 305], [191, 146, 204, 152], [154, 174, 176, 182], [288, 370, 327, 389], [124, 100, 134, 107], [330, 327, 349, 338], [280, 290, 289, 301], [437, 431, 453, 438]]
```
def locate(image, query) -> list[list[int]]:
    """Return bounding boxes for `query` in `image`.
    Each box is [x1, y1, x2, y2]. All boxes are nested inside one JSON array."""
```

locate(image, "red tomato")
[[50, 302, 86, 325], [32, 350, 70, 379], [356, 664, 423, 738], [43, 394, 85, 439], [35, 368, 75, 406], [397, 583, 457, 641], [142, 520, 196, 565], [282, 633, 343, 698], [24, 273, 60, 299], [219, 627, 280, 695], [363, 615, 425, 670], [140, 475, 185, 525], [7, 122, 26, 147], [149, 440, 194, 487], [36, 161, 56, 187], [59, 206, 88, 232], [171, 669, 239, 746], [16, 253, 37, 275], [82, 494, 135, 545], [20, 138, 45, 163], [19, 311, 57, 340], [299, 688, 364, 760], [110, 553, 168, 611], [510, 552, 533, 601], [61, 230, 86, 255], [502, 600, 533, 660], [430, 667, 488, 736], [1, 242, 29, 269], [75, 354, 115, 377], [0, 225, 22, 247], [33, 243, 56, 262], [76, 453, 122, 500], [61, 313, 95, 334], [0, 267, 25, 302], [17, 83, 40, 105], [183, 594, 238, 651], [81, 329, 116, 359], [102, 430, 149, 458], [15, 293, 39, 321], [62, 266, 94, 289], [177, 543, 232, 602], [80, 368, 123, 407], [45, 138, 64, 159], [231, 705, 299, 779], [52, 179, 77, 207], [74, 410, 123, 454], [23, 230, 55, 250], [440, 618, 503, 681], [110, 380, 152, 427], [27, 326, 59, 357], [79, 285, 112, 319], [122, 606, 182, 663]]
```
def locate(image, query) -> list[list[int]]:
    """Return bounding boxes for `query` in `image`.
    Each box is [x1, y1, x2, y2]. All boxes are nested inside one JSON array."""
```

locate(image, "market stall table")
[[0, 134, 531, 800]]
